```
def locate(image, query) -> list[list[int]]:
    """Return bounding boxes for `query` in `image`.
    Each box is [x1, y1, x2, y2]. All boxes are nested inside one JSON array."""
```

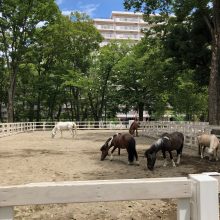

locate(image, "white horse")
[[51, 122, 77, 138], [197, 134, 219, 161]]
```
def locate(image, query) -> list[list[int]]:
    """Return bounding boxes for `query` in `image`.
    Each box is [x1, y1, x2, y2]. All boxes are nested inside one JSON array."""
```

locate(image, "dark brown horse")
[[100, 133, 139, 165], [144, 131, 184, 170], [129, 120, 139, 137]]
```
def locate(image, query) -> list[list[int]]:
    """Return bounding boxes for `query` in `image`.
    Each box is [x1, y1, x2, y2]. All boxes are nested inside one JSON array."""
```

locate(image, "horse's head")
[[144, 147, 157, 171], [100, 137, 114, 161], [144, 139, 163, 170]]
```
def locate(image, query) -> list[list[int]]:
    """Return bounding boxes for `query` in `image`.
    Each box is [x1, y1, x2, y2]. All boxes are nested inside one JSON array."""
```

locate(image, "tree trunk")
[[88, 92, 99, 121], [36, 93, 41, 122], [56, 105, 62, 121], [208, 36, 220, 125], [7, 78, 16, 122], [208, 1, 220, 125], [72, 87, 80, 121], [0, 103, 2, 122], [138, 102, 144, 121]]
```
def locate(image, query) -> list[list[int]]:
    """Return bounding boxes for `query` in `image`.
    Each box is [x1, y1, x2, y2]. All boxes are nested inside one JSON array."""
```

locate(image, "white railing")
[[1, 121, 219, 148], [0, 122, 36, 138], [0, 173, 219, 220], [0, 121, 132, 138], [139, 121, 218, 149]]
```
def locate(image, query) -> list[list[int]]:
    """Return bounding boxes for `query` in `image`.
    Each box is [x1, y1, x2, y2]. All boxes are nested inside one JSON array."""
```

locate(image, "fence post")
[[177, 198, 190, 220], [189, 174, 219, 220], [0, 207, 13, 220]]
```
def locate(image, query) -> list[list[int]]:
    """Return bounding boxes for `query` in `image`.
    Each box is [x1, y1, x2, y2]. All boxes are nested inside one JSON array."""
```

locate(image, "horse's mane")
[[145, 138, 163, 156]]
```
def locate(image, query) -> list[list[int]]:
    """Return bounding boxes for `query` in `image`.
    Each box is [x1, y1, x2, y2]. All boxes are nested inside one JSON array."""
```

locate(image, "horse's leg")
[[176, 150, 181, 165], [59, 129, 63, 138], [69, 127, 73, 137], [215, 147, 218, 161], [208, 152, 213, 161], [110, 147, 117, 161], [198, 143, 201, 156], [162, 150, 168, 167], [200, 145, 204, 159], [136, 129, 138, 137], [176, 144, 183, 165], [72, 125, 77, 138], [71, 127, 75, 138], [169, 151, 176, 167], [201, 146, 206, 159], [118, 148, 121, 160], [74, 126, 77, 138]]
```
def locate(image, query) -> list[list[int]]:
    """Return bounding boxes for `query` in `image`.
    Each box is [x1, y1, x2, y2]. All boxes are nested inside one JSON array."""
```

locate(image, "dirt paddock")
[[0, 130, 219, 220]]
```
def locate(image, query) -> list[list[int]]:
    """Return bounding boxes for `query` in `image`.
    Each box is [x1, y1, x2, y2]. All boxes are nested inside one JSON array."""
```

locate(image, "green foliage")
[[86, 41, 132, 120], [122, 0, 213, 121]]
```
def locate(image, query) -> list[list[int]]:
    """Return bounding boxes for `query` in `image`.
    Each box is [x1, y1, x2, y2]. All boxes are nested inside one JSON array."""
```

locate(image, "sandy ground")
[[0, 130, 219, 220]]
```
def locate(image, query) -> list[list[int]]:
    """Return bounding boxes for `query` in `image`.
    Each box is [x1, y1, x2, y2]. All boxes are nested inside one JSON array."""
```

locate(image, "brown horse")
[[129, 120, 139, 137], [100, 133, 139, 165]]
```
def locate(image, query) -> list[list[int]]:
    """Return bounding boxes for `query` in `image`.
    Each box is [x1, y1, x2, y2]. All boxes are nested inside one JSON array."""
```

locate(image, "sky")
[[56, 0, 131, 19]]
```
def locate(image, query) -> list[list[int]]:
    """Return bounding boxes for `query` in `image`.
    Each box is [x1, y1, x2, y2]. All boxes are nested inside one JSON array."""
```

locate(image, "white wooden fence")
[[1, 121, 219, 151], [139, 121, 220, 149], [0, 121, 131, 138], [0, 120, 216, 138], [0, 173, 219, 220]]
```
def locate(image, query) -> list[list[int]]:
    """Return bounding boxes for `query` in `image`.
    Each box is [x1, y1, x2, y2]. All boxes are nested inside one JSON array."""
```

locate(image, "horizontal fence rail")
[[0, 177, 191, 206], [0, 173, 219, 220]]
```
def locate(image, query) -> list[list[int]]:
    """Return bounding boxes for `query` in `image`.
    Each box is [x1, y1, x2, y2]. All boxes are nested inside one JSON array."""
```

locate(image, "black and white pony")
[[100, 133, 139, 165], [51, 122, 77, 138], [144, 132, 184, 170]]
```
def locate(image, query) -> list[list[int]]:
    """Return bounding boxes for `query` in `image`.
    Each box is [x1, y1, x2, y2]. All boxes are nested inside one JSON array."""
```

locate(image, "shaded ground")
[[0, 130, 219, 220]]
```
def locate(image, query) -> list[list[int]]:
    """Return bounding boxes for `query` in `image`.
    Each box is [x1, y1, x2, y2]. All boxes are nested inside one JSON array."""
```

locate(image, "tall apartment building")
[[93, 11, 148, 46]]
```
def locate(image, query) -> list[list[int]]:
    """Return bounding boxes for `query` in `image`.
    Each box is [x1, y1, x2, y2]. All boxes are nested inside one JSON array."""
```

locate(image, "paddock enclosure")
[[1, 126, 220, 220]]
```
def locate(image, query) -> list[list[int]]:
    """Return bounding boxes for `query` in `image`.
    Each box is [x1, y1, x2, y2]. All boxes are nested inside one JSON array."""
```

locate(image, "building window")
[[116, 26, 139, 31], [116, 17, 139, 22], [98, 25, 114, 30]]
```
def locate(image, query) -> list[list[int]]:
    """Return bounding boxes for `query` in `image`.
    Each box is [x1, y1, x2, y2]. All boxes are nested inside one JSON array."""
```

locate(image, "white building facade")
[[93, 11, 148, 46]]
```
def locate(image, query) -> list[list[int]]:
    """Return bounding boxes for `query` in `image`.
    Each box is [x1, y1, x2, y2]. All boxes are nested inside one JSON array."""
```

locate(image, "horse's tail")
[[127, 137, 137, 162]]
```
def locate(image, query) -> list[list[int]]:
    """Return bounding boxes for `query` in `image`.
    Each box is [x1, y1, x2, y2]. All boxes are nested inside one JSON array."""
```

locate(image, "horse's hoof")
[[163, 163, 167, 167], [136, 161, 140, 166], [128, 161, 133, 165], [110, 155, 113, 161], [172, 160, 176, 167]]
